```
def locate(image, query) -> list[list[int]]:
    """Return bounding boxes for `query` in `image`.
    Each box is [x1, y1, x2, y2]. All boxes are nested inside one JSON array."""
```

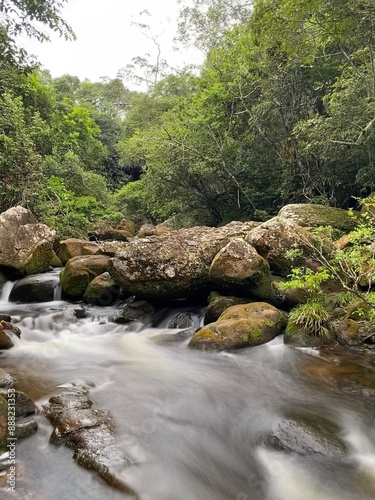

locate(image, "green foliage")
[[288, 299, 330, 338], [34, 176, 119, 239], [284, 203, 375, 337]]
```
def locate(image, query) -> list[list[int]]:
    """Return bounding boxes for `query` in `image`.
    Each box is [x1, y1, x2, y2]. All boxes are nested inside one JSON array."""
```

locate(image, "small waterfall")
[[0, 281, 14, 303], [53, 281, 62, 301]]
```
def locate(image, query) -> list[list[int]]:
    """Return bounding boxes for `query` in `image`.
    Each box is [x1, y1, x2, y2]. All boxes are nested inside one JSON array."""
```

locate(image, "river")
[[1, 272, 375, 499]]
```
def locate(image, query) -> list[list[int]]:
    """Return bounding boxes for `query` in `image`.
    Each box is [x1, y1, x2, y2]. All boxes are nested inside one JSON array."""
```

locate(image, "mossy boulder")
[[57, 238, 100, 265], [278, 203, 358, 232], [83, 272, 120, 305], [0, 206, 54, 275], [109, 221, 260, 299], [209, 238, 270, 293], [60, 255, 110, 299], [189, 302, 287, 351], [246, 217, 323, 276]]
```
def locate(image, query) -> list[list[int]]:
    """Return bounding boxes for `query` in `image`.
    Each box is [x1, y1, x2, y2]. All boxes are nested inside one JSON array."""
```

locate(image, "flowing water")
[[1, 273, 375, 499]]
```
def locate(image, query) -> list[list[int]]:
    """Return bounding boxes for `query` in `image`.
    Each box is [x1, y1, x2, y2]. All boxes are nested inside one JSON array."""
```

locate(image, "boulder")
[[0, 330, 14, 349], [97, 241, 128, 257], [204, 293, 249, 324], [14, 420, 38, 440], [43, 391, 135, 494], [110, 298, 156, 324], [208, 238, 270, 295], [0, 320, 21, 349], [246, 217, 322, 276], [60, 255, 110, 299], [88, 219, 135, 242], [110, 221, 260, 299], [50, 251, 63, 267], [0, 389, 35, 416], [277, 203, 358, 232], [137, 222, 174, 239], [83, 272, 121, 305], [263, 418, 347, 457], [0, 206, 54, 275], [9, 273, 60, 303], [189, 302, 287, 351], [57, 239, 100, 265]]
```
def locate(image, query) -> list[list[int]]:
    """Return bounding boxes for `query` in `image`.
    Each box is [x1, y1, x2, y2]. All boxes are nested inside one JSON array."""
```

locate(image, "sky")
[[20, 0, 203, 86]]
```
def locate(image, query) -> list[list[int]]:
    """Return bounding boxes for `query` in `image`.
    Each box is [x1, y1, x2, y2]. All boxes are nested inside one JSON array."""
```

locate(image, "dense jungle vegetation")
[[1, 0, 375, 237]]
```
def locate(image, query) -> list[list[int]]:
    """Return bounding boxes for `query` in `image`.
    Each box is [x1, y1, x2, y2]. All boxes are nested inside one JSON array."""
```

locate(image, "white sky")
[[20, 0, 203, 86]]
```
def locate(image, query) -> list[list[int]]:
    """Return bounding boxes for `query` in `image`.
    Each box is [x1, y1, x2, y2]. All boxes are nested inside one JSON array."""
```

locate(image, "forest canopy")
[[1, 0, 375, 235]]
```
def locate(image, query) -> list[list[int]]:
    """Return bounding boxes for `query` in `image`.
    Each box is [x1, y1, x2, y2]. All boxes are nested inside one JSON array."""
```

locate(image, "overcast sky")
[[21, 0, 202, 86]]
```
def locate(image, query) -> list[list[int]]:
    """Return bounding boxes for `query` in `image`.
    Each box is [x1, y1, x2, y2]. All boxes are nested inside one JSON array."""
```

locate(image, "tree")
[[0, 0, 75, 67], [176, 0, 252, 52]]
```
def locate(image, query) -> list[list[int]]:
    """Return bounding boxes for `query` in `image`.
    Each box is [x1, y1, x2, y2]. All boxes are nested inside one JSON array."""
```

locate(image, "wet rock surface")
[[43, 390, 136, 495], [9, 273, 60, 303], [263, 415, 347, 457], [189, 302, 287, 351], [110, 298, 156, 324]]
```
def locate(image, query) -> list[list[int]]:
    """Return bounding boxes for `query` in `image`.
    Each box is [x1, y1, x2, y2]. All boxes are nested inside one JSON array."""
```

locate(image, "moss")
[[23, 244, 53, 275], [60, 269, 90, 299]]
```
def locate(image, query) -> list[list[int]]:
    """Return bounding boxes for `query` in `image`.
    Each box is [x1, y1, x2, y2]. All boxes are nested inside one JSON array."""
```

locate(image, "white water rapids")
[[1, 273, 375, 499]]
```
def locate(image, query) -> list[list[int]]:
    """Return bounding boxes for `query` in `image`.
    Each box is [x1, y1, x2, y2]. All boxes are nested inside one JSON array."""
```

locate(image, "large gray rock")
[[0, 206, 54, 275], [109, 221, 259, 299], [246, 217, 323, 276], [208, 238, 270, 294]]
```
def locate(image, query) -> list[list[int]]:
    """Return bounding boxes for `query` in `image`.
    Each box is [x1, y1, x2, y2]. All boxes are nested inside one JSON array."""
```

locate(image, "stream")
[[1, 272, 375, 499]]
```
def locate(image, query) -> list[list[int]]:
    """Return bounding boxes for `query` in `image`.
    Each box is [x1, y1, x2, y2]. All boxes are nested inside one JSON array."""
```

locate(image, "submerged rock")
[[0, 368, 16, 388], [263, 416, 347, 457], [189, 302, 287, 351], [0, 206, 54, 275], [43, 390, 136, 495]]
